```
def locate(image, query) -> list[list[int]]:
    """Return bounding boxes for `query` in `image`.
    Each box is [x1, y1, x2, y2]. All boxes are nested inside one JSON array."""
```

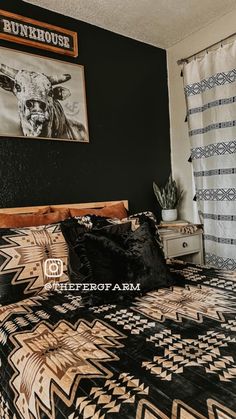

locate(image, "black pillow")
[[61, 217, 131, 284], [84, 233, 128, 283], [61, 214, 173, 306], [60, 217, 91, 283], [123, 221, 173, 291], [83, 220, 173, 306]]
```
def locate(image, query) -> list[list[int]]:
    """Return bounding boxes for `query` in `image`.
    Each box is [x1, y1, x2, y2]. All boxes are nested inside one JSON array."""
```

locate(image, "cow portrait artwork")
[[0, 47, 89, 142]]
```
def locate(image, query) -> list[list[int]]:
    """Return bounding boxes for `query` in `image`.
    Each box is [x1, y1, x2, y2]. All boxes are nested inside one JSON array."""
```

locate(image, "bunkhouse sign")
[[0, 10, 78, 57]]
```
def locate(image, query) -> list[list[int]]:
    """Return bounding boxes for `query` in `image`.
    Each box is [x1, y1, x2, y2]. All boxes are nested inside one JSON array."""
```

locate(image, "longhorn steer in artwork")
[[0, 64, 88, 141]]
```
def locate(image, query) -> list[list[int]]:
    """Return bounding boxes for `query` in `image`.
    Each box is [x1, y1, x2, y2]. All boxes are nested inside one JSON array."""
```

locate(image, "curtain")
[[183, 42, 236, 270]]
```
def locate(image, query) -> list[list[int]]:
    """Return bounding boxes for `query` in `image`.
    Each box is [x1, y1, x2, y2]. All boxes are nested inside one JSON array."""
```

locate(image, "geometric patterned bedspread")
[[0, 260, 236, 419]]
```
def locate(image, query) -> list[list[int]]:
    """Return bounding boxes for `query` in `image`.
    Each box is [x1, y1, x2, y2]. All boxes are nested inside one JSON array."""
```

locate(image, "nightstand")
[[158, 229, 204, 264]]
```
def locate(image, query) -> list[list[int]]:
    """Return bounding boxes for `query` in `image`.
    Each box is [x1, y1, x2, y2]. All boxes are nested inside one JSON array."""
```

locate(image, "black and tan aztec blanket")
[[0, 260, 236, 419]]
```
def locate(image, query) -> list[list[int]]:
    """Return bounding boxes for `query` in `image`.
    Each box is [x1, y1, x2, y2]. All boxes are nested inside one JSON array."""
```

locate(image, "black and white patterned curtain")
[[183, 42, 236, 270]]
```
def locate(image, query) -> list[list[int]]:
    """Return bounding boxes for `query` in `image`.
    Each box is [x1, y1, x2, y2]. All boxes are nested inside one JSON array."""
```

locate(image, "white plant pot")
[[162, 208, 177, 222]]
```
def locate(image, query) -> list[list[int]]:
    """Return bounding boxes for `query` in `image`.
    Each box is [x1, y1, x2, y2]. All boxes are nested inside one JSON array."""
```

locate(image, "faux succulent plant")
[[153, 174, 183, 209]]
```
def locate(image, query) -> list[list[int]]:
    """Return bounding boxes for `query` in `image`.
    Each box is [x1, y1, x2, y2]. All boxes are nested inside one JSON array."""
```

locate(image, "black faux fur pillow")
[[83, 220, 173, 305], [84, 233, 128, 284], [60, 217, 92, 283], [123, 222, 173, 291], [61, 217, 131, 284], [61, 214, 173, 306]]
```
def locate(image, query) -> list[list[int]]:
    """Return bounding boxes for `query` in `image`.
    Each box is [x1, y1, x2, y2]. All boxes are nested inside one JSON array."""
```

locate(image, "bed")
[[0, 201, 235, 419]]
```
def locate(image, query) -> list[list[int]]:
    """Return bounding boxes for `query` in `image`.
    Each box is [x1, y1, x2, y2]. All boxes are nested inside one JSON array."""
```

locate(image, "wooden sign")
[[0, 9, 78, 57]]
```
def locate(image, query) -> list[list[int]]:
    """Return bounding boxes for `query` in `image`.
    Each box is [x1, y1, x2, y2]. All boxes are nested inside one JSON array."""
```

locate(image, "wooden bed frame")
[[0, 200, 129, 214]]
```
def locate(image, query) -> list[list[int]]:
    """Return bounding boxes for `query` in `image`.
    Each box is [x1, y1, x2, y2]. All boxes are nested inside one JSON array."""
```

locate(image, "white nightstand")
[[158, 229, 204, 264]]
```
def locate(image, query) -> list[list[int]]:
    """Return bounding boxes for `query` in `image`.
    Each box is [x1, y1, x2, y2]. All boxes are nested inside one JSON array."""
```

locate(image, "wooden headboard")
[[0, 200, 129, 214]]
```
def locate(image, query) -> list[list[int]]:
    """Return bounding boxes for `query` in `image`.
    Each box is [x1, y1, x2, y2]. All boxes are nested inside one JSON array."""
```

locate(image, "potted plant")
[[153, 174, 183, 221]]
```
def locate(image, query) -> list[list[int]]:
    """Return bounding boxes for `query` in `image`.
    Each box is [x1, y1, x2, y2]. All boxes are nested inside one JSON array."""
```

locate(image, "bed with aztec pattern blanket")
[[0, 260, 236, 419]]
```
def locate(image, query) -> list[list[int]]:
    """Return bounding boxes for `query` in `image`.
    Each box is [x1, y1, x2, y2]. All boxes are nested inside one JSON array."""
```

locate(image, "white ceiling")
[[24, 0, 236, 49]]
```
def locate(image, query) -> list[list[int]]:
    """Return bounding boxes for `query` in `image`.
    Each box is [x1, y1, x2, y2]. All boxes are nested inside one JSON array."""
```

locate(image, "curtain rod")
[[177, 32, 236, 65]]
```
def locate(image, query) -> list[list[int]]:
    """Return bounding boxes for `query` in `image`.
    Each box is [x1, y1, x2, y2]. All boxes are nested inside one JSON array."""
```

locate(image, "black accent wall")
[[0, 0, 170, 217]]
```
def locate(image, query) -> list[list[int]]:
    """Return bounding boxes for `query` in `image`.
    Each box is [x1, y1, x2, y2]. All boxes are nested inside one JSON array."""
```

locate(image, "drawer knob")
[[182, 242, 188, 248]]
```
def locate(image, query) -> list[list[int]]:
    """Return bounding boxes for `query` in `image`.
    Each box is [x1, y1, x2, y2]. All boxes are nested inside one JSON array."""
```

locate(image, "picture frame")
[[0, 46, 89, 143]]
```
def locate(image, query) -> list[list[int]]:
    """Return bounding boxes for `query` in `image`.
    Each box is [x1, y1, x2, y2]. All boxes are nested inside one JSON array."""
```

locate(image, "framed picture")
[[0, 46, 89, 142]]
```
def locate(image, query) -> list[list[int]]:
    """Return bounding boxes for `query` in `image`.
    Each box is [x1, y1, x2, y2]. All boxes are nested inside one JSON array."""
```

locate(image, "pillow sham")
[[69, 202, 127, 219], [0, 206, 50, 225], [0, 209, 69, 228], [50, 206, 71, 215], [0, 223, 69, 306], [34, 206, 51, 214], [109, 210, 159, 232]]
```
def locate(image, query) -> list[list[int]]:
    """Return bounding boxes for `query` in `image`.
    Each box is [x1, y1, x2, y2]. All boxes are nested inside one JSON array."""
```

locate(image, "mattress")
[[0, 260, 236, 419]]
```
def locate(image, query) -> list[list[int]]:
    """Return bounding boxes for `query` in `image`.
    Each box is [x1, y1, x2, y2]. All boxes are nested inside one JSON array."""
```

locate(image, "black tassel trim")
[[193, 195, 197, 201], [188, 155, 192, 163]]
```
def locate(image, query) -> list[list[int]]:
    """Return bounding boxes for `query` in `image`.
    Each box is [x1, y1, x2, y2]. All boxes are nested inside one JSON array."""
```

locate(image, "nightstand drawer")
[[166, 234, 200, 257]]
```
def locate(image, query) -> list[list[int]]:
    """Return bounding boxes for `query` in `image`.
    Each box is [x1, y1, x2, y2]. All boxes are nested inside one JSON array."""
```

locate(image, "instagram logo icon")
[[44, 258, 63, 278]]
